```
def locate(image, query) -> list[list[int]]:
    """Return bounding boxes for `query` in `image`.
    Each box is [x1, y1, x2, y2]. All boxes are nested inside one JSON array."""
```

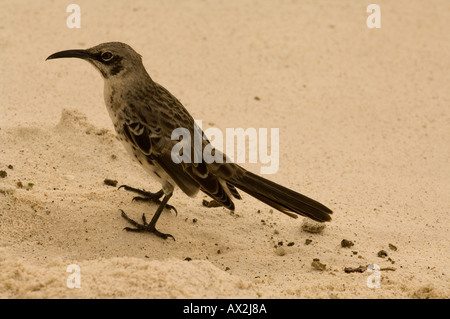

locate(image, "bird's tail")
[[228, 169, 332, 222]]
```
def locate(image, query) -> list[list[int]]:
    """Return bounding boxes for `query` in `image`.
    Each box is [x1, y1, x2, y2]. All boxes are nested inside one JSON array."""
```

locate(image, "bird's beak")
[[46, 49, 92, 61]]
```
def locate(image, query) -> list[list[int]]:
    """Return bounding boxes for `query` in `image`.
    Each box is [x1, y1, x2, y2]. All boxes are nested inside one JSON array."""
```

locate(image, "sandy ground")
[[0, 0, 449, 299]]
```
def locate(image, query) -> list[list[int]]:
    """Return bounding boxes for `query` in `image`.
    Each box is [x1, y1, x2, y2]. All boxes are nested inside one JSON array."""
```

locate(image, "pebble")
[[301, 219, 326, 233], [275, 246, 286, 256], [104, 178, 118, 187], [388, 243, 398, 251], [311, 258, 326, 271], [341, 239, 354, 248]]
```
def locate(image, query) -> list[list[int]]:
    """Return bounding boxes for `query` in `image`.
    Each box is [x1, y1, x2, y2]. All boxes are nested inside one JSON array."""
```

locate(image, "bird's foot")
[[120, 210, 175, 240], [119, 185, 178, 215]]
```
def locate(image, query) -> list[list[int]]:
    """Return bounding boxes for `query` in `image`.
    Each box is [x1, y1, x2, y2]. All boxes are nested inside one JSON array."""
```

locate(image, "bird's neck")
[[103, 72, 155, 115]]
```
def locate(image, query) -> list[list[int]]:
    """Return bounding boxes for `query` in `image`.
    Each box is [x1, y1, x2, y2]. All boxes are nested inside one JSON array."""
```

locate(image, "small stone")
[[311, 259, 326, 271], [377, 250, 388, 258], [286, 288, 294, 295], [301, 219, 326, 233], [0, 171, 7, 178], [341, 239, 354, 248], [104, 178, 118, 187], [305, 239, 313, 245], [275, 246, 286, 256], [344, 265, 367, 273], [388, 243, 398, 251]]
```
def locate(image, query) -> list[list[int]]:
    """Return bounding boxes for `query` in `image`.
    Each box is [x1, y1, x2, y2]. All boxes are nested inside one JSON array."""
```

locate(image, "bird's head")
[[46, 42, 144, 79]]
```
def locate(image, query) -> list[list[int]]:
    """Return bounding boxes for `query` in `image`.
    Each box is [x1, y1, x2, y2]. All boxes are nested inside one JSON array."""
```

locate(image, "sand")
[[0, 0, 448, 299]]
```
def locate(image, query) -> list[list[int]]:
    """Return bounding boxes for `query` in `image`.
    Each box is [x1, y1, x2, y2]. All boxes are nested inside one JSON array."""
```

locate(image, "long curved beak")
[[46, 49, 92, 61]]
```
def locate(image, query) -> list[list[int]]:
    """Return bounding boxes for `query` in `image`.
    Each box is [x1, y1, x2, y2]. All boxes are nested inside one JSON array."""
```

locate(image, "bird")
[[46, 42, 332, 240]]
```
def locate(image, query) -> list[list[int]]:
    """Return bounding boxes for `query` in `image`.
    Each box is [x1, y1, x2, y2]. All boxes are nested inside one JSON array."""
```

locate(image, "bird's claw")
[[120, 210, 175, 240], [119, 185, 177, 215]]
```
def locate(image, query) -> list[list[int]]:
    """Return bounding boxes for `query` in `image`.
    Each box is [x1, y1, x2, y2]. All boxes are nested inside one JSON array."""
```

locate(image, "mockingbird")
[[47, 42, 332, 240]]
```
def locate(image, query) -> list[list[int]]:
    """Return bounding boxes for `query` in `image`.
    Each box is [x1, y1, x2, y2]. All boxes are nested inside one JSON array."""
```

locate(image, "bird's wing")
[[122, 120, 200, 197], [123, 82, 240, 209]]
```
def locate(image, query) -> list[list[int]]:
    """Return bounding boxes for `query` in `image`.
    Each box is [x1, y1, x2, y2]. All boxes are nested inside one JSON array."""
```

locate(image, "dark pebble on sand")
[[104, 179, 118, 187], [389, 243, 398, 251], [341, 239, 354, 248]]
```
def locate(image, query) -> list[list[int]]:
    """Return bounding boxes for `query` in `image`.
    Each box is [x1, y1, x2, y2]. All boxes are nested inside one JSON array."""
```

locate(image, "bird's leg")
[[120, 193, 175, 240], [118, 185, 177, 215]]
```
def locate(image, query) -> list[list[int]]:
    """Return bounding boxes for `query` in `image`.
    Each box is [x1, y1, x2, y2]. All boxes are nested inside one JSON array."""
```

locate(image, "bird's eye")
[[101, 52, 113, 61]]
